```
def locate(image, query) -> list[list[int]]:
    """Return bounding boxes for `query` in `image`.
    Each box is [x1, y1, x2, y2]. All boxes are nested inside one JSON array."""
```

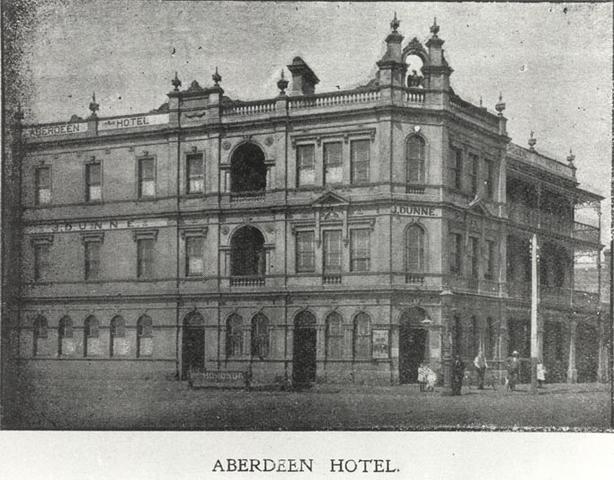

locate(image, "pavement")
[[3, 379, 612, 430]]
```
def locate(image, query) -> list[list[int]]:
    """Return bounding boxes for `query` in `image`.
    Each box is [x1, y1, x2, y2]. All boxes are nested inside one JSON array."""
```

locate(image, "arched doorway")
[[399, 307, 428, 384], [230, 226, 265, 278], [182, 311, 205, 379], [230, 142, 266, 194], [293, 311, 317, 386], [576, 322, 598, 383]]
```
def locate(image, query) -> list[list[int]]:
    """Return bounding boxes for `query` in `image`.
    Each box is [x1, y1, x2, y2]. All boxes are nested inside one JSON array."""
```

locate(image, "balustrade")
[[222, 100, 276, 116], [230, 276, 265, 287], [288, 89, 379, 110]]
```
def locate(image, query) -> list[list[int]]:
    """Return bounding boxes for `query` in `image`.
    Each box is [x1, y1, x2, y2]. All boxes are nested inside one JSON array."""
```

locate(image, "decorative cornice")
[[132, 228, 158, 241]]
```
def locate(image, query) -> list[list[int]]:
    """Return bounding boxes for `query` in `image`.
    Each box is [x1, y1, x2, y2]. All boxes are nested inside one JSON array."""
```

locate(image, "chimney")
[[287, 57, 319, 96]]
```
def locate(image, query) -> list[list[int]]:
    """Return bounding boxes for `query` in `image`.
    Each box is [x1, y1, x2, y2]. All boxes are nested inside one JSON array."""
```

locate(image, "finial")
[[171, 71, 182, 91], [528, 131, 537, 150], [88, 92, 99, 117], [390, 12, 400, 32], [277, 69, 289, 96], [495, 92, 506, 116], [212, 66, 222, 86], [430, 17, 440, 36], [567, 148, 576, 167]]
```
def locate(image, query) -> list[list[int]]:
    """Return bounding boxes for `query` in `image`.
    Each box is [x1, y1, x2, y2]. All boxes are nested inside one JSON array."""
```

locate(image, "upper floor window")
[[484, 159, 495, 199], [468, 236, 479, 278], [485, 240, 496, 280], [322, 230, 342, 273], [468, 153, 479, 196], [297, 144, 315, 187], [405, 225, 425, 272], [231, 142, 266, 194], [86, 162, 102, 202], [230, 226, 265, 277], [449, 233, 463, 275], [138, 157, 155, 198], [448, 147, 462, 190], [295, 230, 315, 273], [137, 238, 154, 278], [84, 240, 101, 280], [407, 136, 425, 184], [350, 229, 370, 272], [35, 166, 51, 205], [325, 312, 344, 359], [186, 236, 204, 276], [34, 243, 50, 281], [350, 139, 370, 184], [353, 312, 371, 360], [187, 154, 204, 194], [324, 142, 343, 185]]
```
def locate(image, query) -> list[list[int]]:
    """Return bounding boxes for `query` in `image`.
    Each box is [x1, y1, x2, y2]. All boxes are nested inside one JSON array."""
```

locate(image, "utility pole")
[[530, 233, 538, 394]]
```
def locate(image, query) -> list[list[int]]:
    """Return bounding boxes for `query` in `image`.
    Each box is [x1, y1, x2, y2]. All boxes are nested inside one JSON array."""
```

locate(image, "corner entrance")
[[181, 312, 205, 380], [399, 308, 428, 384], [293, 311, 317, 386]]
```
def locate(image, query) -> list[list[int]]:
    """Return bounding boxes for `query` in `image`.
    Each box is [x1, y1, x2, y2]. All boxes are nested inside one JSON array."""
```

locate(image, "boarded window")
[[187, 154, 204, 193], [350, 229, 370, 272], [353, 313, 371, 360], [297, 144, 315, 187], [326, 312, 344, 359], [295, 230, 315, 273], [138, 158, 155, 198], [323, 230, 342, 273], [324, 142, 342, 184], [405, 225, 425, 272], [84, 241, 101, 280], [36, 167, 51, 205], [186, 236, 204, 276], [137, 238, 154, 278], [86, 162, 102, 201], [407, 136, 425, 184], [251, 314, 269, 358], [226, 315, 243, 357], [34, 243, 50, 281], [350, 140, 370, 184]]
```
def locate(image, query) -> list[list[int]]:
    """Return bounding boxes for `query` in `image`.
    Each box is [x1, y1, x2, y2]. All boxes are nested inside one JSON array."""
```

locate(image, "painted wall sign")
[[392, 204, 440, 217], [23, 122, 88, 138], [98, 113, 169, 131], [372, 329, 390, 359], [25, 217, 172, 235]]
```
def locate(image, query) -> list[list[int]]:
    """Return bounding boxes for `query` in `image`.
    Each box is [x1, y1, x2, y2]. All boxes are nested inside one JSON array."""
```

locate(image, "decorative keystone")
[[495, 92, 506, 116], [528, 131, 537, 150], [277, 69, 289, 95], [212, 66, 222, 86], [171, 71, 182, 91], [88, 92, 99, 118], [390, 12, 400, 32]]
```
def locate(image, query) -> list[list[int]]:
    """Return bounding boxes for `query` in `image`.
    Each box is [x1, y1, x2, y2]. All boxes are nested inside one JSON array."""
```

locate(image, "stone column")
[[567, 320, 577, 383], [440, 290, 454, 394]]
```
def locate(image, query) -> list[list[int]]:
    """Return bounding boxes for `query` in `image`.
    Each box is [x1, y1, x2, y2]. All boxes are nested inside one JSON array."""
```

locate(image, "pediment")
[[312, 191, 349, 207], [466, 196, 492, 217]]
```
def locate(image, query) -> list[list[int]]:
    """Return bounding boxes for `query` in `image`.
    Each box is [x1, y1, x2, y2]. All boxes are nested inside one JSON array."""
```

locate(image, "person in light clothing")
[[473, 351, 488, 390], [417, 362, 427, 392], [424, 365, 437, 392]]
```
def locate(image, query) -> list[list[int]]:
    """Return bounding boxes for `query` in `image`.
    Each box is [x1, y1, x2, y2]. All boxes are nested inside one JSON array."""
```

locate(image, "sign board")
[[189, 370, 248, 389], [23, 122, 88, 138], [372, 329, 390, 359], [391, 204, 440, 217], [98, 113, 169, 131], [25, 217, 171, 235]]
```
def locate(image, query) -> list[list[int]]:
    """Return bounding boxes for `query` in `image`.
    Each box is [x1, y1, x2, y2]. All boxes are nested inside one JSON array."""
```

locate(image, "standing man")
[[451, 355, 465, 395], [507, 351, 521, 391], [473, 350, 488, 390]]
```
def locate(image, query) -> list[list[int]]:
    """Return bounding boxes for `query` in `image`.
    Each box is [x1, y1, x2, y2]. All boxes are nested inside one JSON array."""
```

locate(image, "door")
[[293, 327, 317, 385], [399, 326, 427, 384], [182, 326, 205, 379]]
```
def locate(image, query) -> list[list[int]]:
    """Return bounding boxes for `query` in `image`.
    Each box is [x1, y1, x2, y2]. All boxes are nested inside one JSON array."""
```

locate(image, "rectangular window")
[[137, 238, 154, 278], [350, 139, 370, 184], [35, 167, 51, 205], [323, 230, 342, 273], [185, 236, 204, 276], [449, 147, 462, 190], [186, 154, 204, 194], [449, 233, 462, 275], [34, 243, 50, 281], [323, 142, 343, 185], [84, 241, 101, 280], [297, 144, 315, 187], [484, 159, 495, 199], [326, 317, 344, 359], [350, 229, 370, 272], [468, 237, 479, 278], [468, 153, 479, 196], [485, 240, 496, 280], [295, 231, 315, 273], [138, 158, 155, 198], [86, 162, 102, 202]]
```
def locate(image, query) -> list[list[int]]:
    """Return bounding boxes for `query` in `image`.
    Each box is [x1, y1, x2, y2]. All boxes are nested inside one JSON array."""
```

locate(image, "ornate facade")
[[4, 17, 606, 390]]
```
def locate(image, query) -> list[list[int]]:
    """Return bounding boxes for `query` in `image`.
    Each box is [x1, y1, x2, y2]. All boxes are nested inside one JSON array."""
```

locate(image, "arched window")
[[230, 143, 266, 194], [110, 315, 126, 357], [58, 316, 73, 356], [353, 312, 371, 360], [407, 136, 425, 184], [405, 225, 425, 272], [226, 314, 243, 358], [251, 314, 269, 359], [230, 226, 265, 279], [33, 316, 48, 356], [325, 312, 343, 359], [84, 315, 99, 357], [136, 315, 153, 358]]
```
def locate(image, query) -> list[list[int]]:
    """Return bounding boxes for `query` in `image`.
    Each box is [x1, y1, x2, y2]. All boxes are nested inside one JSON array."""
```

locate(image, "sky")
[[10, 1, 612, 242]]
